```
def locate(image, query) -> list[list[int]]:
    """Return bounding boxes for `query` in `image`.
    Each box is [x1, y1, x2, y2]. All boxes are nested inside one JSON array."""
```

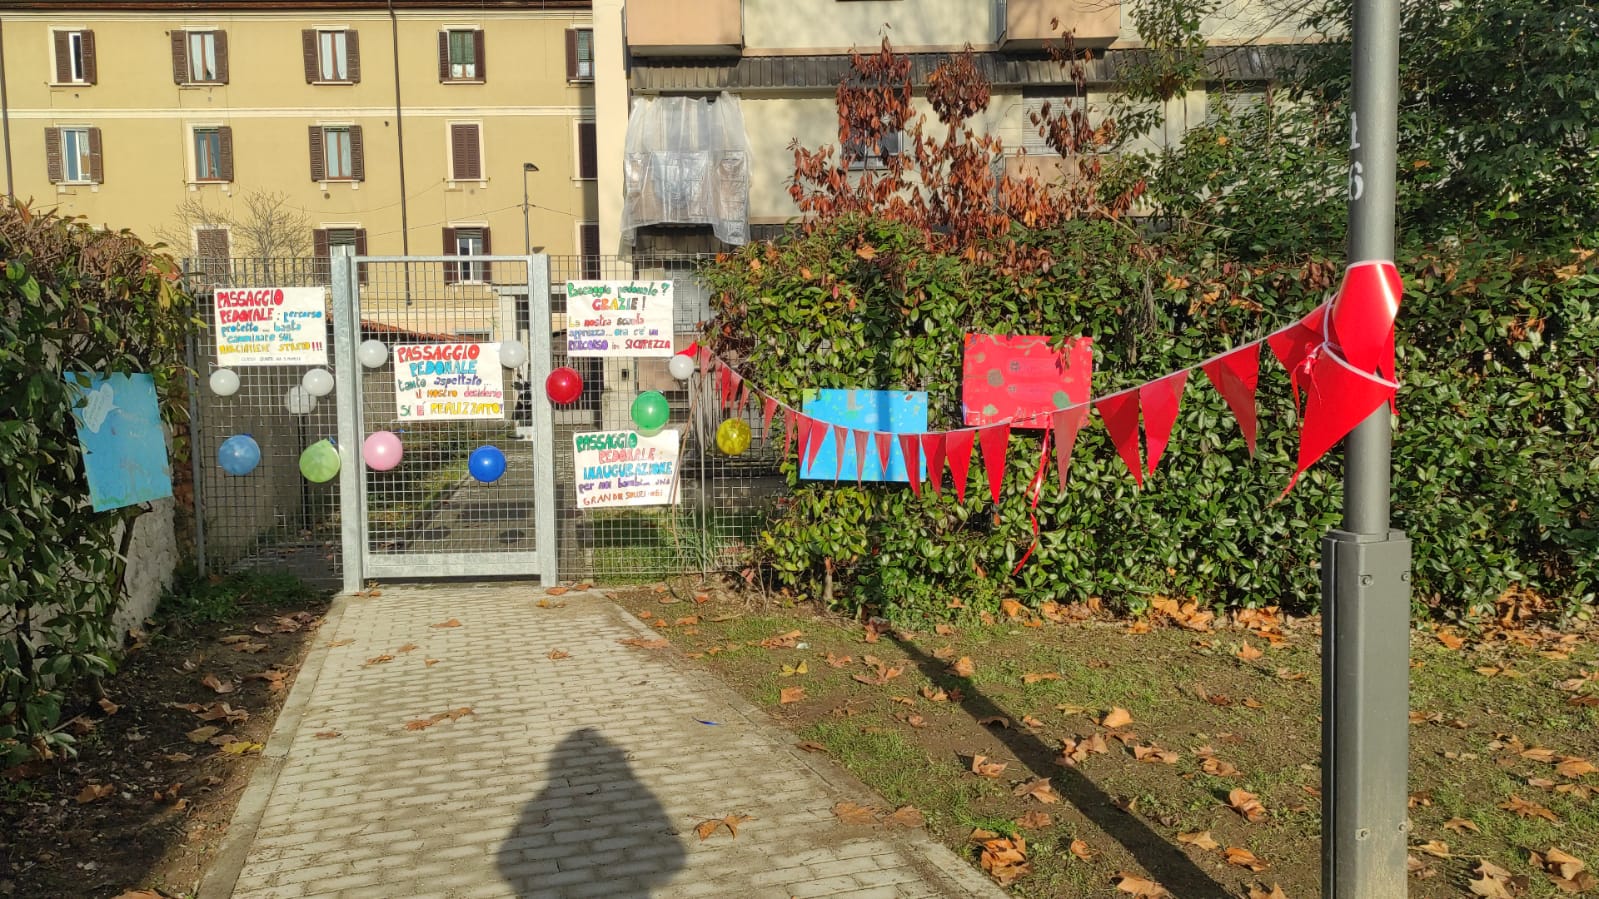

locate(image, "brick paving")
[[216, 584, 1003, 899]]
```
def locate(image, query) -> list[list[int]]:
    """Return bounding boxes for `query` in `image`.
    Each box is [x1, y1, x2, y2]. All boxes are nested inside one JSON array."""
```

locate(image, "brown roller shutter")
[[578, 122, 597, 179], [473, 30, 485, 81], [354, 229, 369, 284], [218, 126, 234, 181], [45, 128, 63, 182], [479, 227, 491, 256], [443, 227, 459, 284], [313, 228, 330, 281], [87, 128, 103, 183], [81, 31, 97, 84], [580, 223, 600, 279], [171, 31, 188, 83], [308, 126, 326, 181], [349, 125, 365, 181], [437, 31, 449, 81], [214, 31, 229, 83], [564, 29, 577, 80], [302, 30, 318, 82], [54, 31, 71, 83], [346, 31, 361, 83]]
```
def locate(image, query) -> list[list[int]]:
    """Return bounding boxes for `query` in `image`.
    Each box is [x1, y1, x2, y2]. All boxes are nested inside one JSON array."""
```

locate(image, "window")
[[449, 123, 483, 181], [841, 126, 902, 170], [313, 226, 367, 283], [45, 126, 101, 184], [566, 28, 593, 81], [303, 29, 360, 83], [439, 28, 484, 82], [53, 29, 96, 85], [308, 125, 365, 182], [576, 121, 597, 180], [444, 226, 491, 283], [171, 30, 227, 84], [192, 126, 233, 182], [195, 227, 231, 282]]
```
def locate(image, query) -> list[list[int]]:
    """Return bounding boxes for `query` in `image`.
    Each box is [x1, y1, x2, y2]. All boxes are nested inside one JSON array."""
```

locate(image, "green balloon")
[[631, 391, 671, 432], [299, 439, 341, 483]]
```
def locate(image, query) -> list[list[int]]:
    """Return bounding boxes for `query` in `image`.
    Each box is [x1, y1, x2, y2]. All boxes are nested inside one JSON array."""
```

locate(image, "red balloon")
[[546, 366, 584, 404]]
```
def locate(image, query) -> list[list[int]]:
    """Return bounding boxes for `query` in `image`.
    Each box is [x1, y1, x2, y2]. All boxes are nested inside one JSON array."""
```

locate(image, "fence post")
[[183, 259, 209, 579], [529, 254, 559, 585], [331, 247, 364, 595]]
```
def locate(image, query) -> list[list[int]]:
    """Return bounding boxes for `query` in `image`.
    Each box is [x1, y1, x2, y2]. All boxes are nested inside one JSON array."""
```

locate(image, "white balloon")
[[499, 339, 528, 368], [209, 368, 240, 397], [302, 368, 335, 397], [357, 339, 389, 368], [285, 386, 317, 415], [668, 354, 695, 381]]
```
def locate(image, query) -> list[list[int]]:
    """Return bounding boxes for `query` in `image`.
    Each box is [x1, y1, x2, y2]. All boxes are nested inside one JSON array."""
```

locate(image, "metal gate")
[[330, 251, 557, 592]]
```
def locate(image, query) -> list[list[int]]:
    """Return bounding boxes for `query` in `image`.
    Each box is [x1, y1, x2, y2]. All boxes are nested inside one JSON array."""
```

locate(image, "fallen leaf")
[[1012, 777, 1060, 803], [1444, 817, 1480, 834], [1498, 794, 1560, 822], [1016, 810, 1053, 830], [245, 669, 288, 691], [693, 813, 753, 840], [219, 635, 251, 645], [1203, 757, 1240, 777], [779, 661, 808, 677], [1248, 885, 1290, 899], [403, 707, 475, 731], [885, 805, 924, 828], [833, 801, 879, 825], [920, 685, 949, 702], [1132, 743, 1181, 764], [1022, 714, 1046, 729], [796, 741, 827, 753], [313, 730, 341, 740], [1069, 838, 1095, 860], [932, 646, 957, 661], [758, 629, 803, 649], [935, 624, 956, 636], [825, 653, 853, 668], [162, 752, 193, 763], [1228, 788, 1268, 823], [219, 741, 264, 755], [978, 716, 1010, 729], [1225, 847, 1268, 871], [1414, 839, 1451, 858], [363, 654, 395, 667], [1114, 872, 1171, 897], [196, 702, 249, 724], [1001, 599, 1026, 619], [1237, 641, 1264, 662], [1468, 860, 1519, 898], [185, 725, 221, 744], [950, 656, 976, 677], [396, 643, 418, 653], [76, 783, 114, 804], [1436, 629, 1467, 650], [545, 586, 569, 596], [534, 598, 566, 609], [1178, 831, 1220, 851], [904, 714, 926, 728], [547, 650, 570, 660], [1555, 756, 1597, 778], [111, 891, 165, 899], [779, 687, 806, 705], [970, 755, 1008, 778], [1022, 672, 1061, 684], [424, 658, 440, 667], [618, 637, 669, 649], [97, 698, 120, 715], [326, 638, 354, 648], [234, 641, 269, 654], [977, 832, 1031, 885], [1101, 707, 1133, 729], [430, 619, 462, 628], [1522, 747, 1559, 763]]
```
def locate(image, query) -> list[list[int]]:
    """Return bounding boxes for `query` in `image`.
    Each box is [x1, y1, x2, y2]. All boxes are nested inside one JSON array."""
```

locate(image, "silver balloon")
[[208, 368, 240, 397], [357, 339, 389, 368], [668, 354, 695, 381], [498, 339, 528, 368], [302, 367, 335, 397], [285, 385, 317, 415]]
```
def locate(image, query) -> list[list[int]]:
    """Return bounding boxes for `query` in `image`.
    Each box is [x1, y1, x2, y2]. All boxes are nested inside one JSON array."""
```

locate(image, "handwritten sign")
[[213, 287, 328, 365], [393, 342, 504, 421], [565, 280, 675, 357], [572, 429, 680, 508]]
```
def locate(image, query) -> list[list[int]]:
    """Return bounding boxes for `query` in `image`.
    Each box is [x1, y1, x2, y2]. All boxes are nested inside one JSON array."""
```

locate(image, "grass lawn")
[[612, 588, 1599, 898]]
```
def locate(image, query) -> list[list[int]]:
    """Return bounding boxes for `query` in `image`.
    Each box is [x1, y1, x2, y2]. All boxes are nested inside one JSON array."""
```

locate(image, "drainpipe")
[[1, 18, 15, 198], [388, 0, 409, 257]]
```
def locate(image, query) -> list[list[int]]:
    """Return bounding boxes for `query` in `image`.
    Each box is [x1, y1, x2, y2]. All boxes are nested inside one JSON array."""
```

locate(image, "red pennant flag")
[[945, 430, 976, 504], [919, 433, 946, 496], [804, 417, 827, 470], [735, 381, 751, 417], [761, 396, 779, 441], [1140, 370, 1188, 478], [898, 434, 923, 497], [698, 346, 713, 380], [1268, 320, 1322, 379], [873, 432, 893, 478], [831, 424, 847, 483], [782, 409, 797, 460], [977, 423, 1011, 506], [795, 414, 816, 471], [1050, 405, 1090, 491], [718, 366, 737, 411], [1202, 343, 1261, 455], [1096, 391, 1144, 487], [1283, 349, 1397, 498], [852, 429, 869, 484], [1329, 260, 1402, 383]]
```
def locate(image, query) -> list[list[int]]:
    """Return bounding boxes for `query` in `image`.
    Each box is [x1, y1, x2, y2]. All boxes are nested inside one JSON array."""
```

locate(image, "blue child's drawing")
[[66, 372, 173, 512], [799, 388, 928, 483]]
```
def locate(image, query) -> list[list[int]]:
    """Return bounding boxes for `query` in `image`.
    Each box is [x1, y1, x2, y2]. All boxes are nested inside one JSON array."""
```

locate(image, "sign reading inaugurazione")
[[565, 280, 675, 357], [393, 342, 505, 421], [214, 287, 328, 365], [572, 429, 680, 508]]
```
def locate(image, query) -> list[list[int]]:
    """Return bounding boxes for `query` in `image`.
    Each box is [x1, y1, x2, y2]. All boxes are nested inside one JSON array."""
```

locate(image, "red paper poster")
[[962, 334, 1094, 429]]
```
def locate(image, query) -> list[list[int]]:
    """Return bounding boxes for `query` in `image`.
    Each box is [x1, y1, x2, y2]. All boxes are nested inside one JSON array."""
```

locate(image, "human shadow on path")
[[496, 727, 687, 898], [890, 636, 1232, 899]]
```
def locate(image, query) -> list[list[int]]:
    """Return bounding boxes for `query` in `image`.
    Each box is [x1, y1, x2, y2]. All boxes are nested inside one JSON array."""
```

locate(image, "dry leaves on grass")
[[1498, 794, 1560, 823], [920, 685, 949, 702], [972, 830, 1031, 886], [1468, 860, 1525, 898], [1225, 847, 1268, 871], [403, 707, 475, 731], [1532, 848, 1596, 893], [618, 637, 669, 649], [796, 741, 827, 753], [1011, 778, 1060, 804], [949, 656, 976, 677], [1022, 672, 1061, 684], [970, 755, 1008, 778], [1113, 872, 1171, 898], [1414, 840, 1451, 858], [1016, 811, 1053, 830], [1444, 817, 1481, 834], [76, 783, 114, 804], [1236, 641, 1264, 662], [779, 661, 808, 677], [1131, 743, 1181, 764], [1436, 629, 1467, 650], [825, 653, 853, 668], [1057, 733, 1110, 766], [1068, 838, 1095, 860], [693, 814, 753, 840], [1177, 831, 1220, 851], [1202, 756, 1241, 777], [1228, 788, 1268, 823], [1555, 756, 1597, 778], [1021, 714, 1045, 729], [779, 687, 806, 705], [1101, 707, 1133, 729], [1248, 885, 1290, 899], [757, 629, 803, 649], [853, 655, 904, 687], [1151, 596, 1214, 631]]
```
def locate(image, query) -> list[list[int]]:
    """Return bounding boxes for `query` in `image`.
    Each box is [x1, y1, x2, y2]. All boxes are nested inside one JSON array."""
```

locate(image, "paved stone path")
[[210, 584, 1003, 899]]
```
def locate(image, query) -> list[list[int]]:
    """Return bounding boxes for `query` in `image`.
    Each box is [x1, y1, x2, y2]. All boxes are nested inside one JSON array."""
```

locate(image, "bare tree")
[[159, 189, 313, 284]]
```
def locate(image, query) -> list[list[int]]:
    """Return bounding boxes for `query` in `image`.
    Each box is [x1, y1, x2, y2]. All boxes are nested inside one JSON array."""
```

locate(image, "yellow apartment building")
[[0, 0, 598, 268]]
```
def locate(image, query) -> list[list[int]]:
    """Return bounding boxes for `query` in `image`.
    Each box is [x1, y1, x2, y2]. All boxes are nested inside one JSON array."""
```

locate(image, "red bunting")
[[795, 414, 821, 470], [735, 381, 751, 417], [873, 432, 893, 477], [852, 429, 869, 484], [1050, 405, 1090, 491], [919, 433, 947, 496], [831, 424, 847, 483], [945, 430, 976, 504], [977, 423, 1011, 505], [782, 409, 797, 459], [1140, 370, 1188, 478], [698, 346, 713, 380], [898, 434, 923, 497], [1202, 344, 1261, 456], [761, 396, 778, 441], [1096, 391, 1144, 487], [1284, 347, 1397, 498], [718, 366, 739, 411], [1329, 260, 1401, 383]]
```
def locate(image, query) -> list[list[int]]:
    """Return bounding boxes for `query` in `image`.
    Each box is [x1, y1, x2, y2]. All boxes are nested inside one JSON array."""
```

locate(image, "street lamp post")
[[522, 162, 539, 256]]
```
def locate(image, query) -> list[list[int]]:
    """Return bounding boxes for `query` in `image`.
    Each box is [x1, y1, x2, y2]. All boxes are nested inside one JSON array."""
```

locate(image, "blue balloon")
[[468, 445, 507, 483], [218, 435, 262, 476]]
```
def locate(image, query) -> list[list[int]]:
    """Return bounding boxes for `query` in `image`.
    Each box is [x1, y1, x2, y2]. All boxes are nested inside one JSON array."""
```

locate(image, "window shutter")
[[578, 122, 597, 179], [355, 229, 369, 284], [301, 30, 318, 82], [171, 31, 188, 84], [214, 31, 229, 83], [54, 31, 71, 83], [443, 227, 459, 284], [308, 126, 326, 181], [565, 29, 578, 80], [88, 127, 104, 183], [437, 31, 449, 81], [45, 128, 63, 182], [480, 227, 491, 256], [346, 31, 361, 83], [580, 223, 600, 279], [473, 30, 486, 81], [349, 125, 365, 181], [218, 126, 234, 181], [81, 31, 97, 84], [313, 228, 330, 281], [451, 124, 481, 181]]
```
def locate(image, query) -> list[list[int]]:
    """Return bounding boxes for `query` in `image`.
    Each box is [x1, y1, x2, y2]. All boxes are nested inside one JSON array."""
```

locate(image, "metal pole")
[[1, 18, 15, 198], [523, 172, 532, 256], [1321, 0, 1412, 894], [331, 247, 365, 595]]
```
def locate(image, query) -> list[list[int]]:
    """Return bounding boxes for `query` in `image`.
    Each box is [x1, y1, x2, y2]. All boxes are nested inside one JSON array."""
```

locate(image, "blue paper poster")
[[799, 388, 928, 482], [66, 372, 173, 512]]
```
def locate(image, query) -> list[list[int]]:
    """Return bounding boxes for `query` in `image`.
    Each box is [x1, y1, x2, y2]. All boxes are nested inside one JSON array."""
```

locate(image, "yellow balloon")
[[716, 419, 752, 456]]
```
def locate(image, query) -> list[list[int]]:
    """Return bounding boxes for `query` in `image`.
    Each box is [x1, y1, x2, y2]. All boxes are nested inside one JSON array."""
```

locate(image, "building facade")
[[0, 0, 597, 266]]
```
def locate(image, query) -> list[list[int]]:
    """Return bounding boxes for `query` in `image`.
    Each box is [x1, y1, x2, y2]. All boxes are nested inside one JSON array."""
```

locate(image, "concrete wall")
[[113, 499, 179, 636], [742, 0, 999, 52]]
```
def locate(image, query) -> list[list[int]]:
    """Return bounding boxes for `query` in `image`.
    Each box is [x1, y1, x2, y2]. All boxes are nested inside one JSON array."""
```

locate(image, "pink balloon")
[[363, 431, 403, 471]]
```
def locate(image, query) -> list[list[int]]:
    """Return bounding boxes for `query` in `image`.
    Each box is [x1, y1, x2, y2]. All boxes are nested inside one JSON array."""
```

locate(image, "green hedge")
[[702, 217, 1597, 620]]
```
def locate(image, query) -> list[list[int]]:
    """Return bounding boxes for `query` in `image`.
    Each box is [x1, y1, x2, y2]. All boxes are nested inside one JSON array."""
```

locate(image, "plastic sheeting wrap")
[[621, 93, 751, 246]]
